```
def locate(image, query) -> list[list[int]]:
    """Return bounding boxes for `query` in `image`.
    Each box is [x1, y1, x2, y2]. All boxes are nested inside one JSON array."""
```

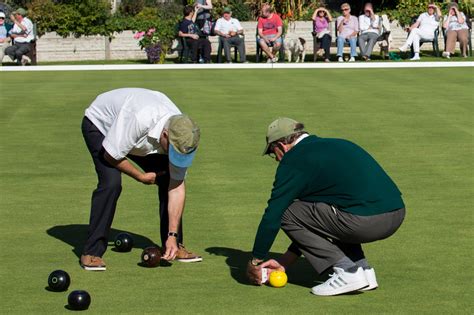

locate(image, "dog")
[[378, 15, 392, 59], [284, 37, 306, 62]]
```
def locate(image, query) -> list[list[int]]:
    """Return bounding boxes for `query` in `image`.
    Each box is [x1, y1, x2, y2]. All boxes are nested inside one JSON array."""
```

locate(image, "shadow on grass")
[[47, 224, 157, 258], [206, 247, 325, 288]]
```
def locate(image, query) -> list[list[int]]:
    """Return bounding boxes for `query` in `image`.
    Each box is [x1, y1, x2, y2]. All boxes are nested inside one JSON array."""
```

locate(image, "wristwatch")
[[168, 232, 178, 238]]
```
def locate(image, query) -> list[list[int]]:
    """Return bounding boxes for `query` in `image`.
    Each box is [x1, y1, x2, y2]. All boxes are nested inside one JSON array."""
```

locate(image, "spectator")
[[5, 8, 34, 66], [257, 3, 283, 63], [194, 0, 213, 34], [442, 2, 469, 58], [358, 3, 380, 61], [336, 3, 359, 62], [399, 3, 441, 61], [0, 11, 13, 65], [178, 5, 211, 63], [312, 7, 332, 62], [214, 6, 246, 63]]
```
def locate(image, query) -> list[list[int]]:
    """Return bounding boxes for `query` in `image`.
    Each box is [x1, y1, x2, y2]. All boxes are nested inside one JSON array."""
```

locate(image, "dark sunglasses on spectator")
[[342, 8, 349, 11]]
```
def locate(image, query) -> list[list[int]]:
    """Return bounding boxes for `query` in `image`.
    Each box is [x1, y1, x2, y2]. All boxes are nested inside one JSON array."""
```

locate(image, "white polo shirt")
[[214, 17, 243, 35], [85, 88, 187, 180], [11, 17, 34, 43], [417, 12, 439, 34], [359, 14, 380, 34]]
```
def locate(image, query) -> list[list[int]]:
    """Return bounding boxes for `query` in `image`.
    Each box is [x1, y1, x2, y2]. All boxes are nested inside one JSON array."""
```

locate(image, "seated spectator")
[[399, 3, 441, 61], [214, 6, 246, 63], [312, 7, 332, 62], [257, 3, 283, 63], [5, 8, 34, 66], [178, 5, 211, 63], [336, 3, 359, 62], [442, 2, 469, 58], [0, 11, 13, 65], [358, 3, 380, 61]]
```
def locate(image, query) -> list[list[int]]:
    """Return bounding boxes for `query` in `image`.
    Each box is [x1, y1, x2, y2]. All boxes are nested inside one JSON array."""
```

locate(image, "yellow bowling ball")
[[269, 271, 288, 288]]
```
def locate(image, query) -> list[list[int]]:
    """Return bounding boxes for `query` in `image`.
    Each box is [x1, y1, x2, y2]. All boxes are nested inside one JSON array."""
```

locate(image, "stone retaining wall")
[[33, 21, 472, 62]]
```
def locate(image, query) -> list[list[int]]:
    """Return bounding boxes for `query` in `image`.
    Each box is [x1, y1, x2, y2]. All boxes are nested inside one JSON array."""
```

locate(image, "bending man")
[[247, 118, 405, 296], [81, 88, 202, 271]]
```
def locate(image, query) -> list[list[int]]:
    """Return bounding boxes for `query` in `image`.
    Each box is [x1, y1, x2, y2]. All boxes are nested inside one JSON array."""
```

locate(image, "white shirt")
[[214, 17, 243, 35], [85, 88, 187, 180], [294, 133, 310, 146], [359, 14, 380, 34], [417, 12, 439, 34], [11, 17, 34, 43], [444, 13, 468, 31]]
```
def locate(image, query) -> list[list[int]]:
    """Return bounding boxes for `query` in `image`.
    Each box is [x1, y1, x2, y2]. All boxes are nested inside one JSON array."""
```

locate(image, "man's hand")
[[138, 172, 156, 185], [162, 237, 178, 261], [190, 34, 199, 40], [246, 260, 263, 285], [260, 259, 285, 275]]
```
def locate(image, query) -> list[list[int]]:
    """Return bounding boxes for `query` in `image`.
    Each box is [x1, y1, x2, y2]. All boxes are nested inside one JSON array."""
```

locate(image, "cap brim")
[[169, 144, 196, 168], [262, 143, 271, 156]]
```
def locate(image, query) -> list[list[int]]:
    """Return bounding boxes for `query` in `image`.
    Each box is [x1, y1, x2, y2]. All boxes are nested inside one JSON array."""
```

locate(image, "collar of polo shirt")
[[147, 113, 175, 143]]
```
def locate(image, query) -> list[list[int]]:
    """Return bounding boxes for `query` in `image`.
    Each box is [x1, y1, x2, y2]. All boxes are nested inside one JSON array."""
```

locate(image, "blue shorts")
[[260, 34, 282, 47]]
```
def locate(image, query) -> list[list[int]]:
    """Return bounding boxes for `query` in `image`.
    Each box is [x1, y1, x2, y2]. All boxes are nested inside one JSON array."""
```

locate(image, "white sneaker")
[[398, 45, 408, 52], [271, 57, 278, 63], [442, 52, 450, 59], [21, 55, 31, 66], [410, 55, 420, 61], [349, 57, 355, 62], [311, 267, 369, 296], [266, 58, 272, 63], [338, 57, 344, 62], [360, 268, 378, 291]]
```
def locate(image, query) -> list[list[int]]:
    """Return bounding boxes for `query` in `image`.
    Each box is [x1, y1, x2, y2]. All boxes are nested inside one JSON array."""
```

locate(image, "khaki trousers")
[[445, 29, 469, 56]]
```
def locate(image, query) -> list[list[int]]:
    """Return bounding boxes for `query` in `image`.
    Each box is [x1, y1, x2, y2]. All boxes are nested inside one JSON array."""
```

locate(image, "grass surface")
[[0, 68, 473, 314]]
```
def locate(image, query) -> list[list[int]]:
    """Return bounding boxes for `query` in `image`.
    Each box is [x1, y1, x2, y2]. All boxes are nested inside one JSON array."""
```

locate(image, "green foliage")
[[385, 0, 472, 27], [28, 0, 111, 37], [212, 0, 252, 21]]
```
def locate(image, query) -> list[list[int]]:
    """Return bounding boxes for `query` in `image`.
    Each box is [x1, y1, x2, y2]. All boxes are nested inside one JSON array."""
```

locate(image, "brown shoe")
[[175, 244, 203, 263], [80, 255, 106, 271]]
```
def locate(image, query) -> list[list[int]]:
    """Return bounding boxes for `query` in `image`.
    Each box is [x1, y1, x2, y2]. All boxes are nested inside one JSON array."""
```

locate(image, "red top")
[[257, 14, 283, 36]]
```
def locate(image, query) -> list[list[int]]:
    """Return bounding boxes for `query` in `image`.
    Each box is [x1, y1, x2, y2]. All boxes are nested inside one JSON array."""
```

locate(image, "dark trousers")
[[316, 34, 332, 60], [281, 201, 405, 274], [221, 36, 246, 62], [81, 117, 183, 257], [5, 42, 30, 64], [185, 37, 211, 63]]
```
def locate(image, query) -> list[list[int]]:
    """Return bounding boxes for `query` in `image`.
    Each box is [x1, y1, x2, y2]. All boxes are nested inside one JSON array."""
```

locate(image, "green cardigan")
[[252, 135, 404, 259]]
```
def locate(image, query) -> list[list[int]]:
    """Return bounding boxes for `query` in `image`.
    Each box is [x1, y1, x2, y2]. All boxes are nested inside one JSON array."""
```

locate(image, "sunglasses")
[[342, 8, 350, 11]]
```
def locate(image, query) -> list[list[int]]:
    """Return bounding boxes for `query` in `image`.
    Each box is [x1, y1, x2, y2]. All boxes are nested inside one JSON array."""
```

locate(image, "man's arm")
[[104, 152, 156, 184], [162, 178, 185, 260], [274, 26, 283, 40]]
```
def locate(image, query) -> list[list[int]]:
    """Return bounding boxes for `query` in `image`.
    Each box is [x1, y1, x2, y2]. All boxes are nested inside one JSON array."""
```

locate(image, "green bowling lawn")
[[0, 68, 472, 313]]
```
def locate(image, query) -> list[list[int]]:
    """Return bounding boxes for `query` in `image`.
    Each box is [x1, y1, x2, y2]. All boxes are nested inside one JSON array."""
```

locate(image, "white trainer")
[[348, 57, 355, 62], [312, 267, 368, 296], [410, 55, 420, 61], [338, 57, 344, 62], [360, 268, 378, 291]]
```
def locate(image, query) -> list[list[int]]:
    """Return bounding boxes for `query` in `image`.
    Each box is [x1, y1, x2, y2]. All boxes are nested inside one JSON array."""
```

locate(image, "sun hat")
[[167, 115, 200, 168], [12, 8, 27, 16], [263, 118, 305, 155], [223, 7, 232, 13]]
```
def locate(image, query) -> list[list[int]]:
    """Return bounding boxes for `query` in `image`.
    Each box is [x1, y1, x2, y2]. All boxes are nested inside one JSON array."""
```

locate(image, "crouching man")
[[81, 88, 202, 271], [247, 118, 405, 296]]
